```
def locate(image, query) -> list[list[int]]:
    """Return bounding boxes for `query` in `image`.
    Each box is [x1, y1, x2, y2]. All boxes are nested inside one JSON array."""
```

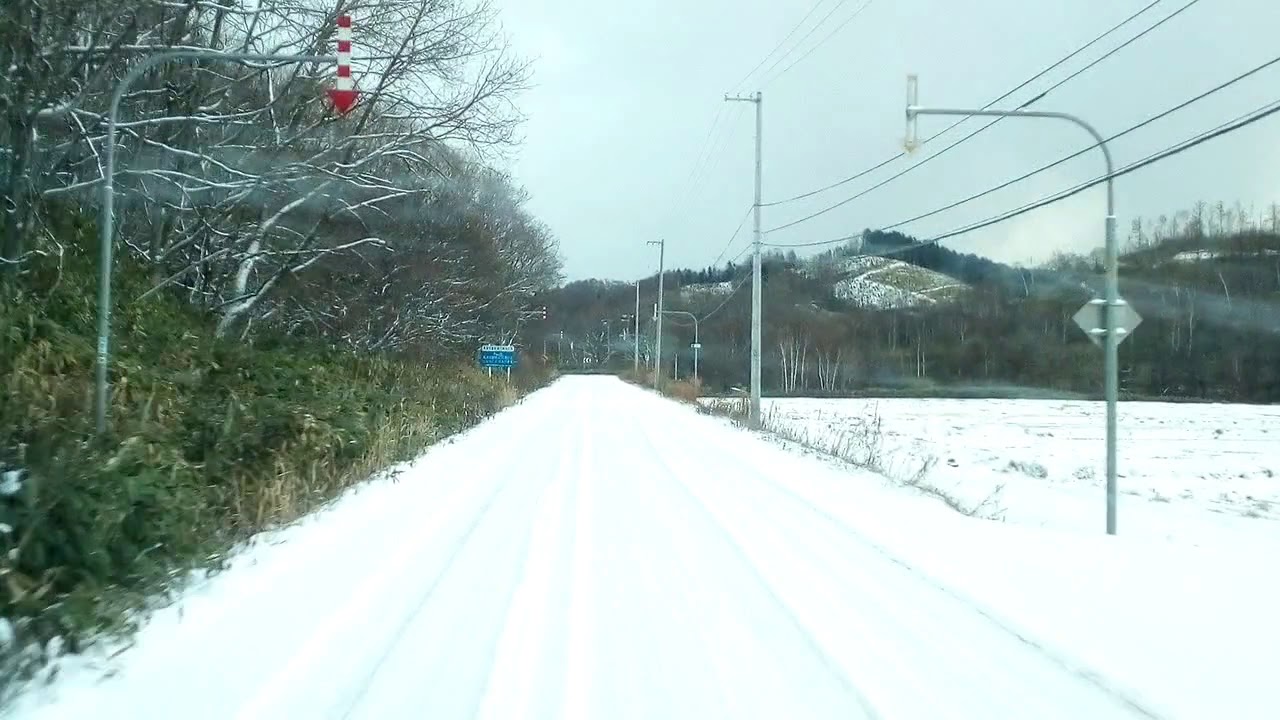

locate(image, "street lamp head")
[[904, 74, 921, 154]]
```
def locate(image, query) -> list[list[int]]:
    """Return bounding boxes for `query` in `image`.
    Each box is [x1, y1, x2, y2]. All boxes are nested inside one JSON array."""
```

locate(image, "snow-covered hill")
[[679, 281, 736, 299], [804, 255, 968, 309]]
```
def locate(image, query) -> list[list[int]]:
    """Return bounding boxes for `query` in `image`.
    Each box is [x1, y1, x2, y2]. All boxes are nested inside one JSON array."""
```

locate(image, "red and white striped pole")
[[327, 14, 359, 115]]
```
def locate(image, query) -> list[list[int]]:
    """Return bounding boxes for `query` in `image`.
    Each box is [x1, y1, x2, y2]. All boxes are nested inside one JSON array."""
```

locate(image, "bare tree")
[[5, 0, 557, 354]]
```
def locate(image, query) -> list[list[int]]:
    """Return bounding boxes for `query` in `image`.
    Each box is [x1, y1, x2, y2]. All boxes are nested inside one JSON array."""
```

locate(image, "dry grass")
[[619, 370, 703, 404], [0, 245, 547, 689], [664, 378, 703, 403], [700, 398, 1004, 520]]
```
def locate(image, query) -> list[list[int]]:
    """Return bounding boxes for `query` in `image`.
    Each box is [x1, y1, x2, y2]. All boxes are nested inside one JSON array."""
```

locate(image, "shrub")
[[0, 238, 528, 668], [664, 378, 703, 403]]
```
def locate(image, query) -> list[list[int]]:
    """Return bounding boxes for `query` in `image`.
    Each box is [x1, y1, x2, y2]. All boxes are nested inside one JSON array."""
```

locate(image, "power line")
[[661, 103, 728, 225], [728, 238, 755, 265], [759, 0, 1169, 209], [878, 52, 1280, 232], [660, 103, 748, 244], [927, 97, 1280, 244], [699, 272, 754, 323], [709, 206, 755, 268], [763, 95, 1280, 251], [665, 0, 831, 244], [761, 0, 875, 88], [1013, 0, 1202, 110], [751, 0, 855, 88], [762, 233, 859, 250], [662, 272, 751, 330], [729, 0, 831, 93], [764, 0, 1202, 234], [678, 105, 747, 221]]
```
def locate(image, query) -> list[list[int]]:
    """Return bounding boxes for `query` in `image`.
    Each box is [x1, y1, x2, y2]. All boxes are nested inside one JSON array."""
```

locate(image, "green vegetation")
[[1, 0, 563, 681], [0, 227, 551, 671]]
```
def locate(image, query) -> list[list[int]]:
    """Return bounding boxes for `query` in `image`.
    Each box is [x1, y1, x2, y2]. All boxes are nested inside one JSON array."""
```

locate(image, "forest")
[[541, 201, 1280, 403], [1, 0, 561, 662]]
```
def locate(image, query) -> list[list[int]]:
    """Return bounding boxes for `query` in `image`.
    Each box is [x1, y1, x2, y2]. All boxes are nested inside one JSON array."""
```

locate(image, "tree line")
[[1, 0, 563, 674], [545, 202, 1280, 403], [1, 0, 562, 358]]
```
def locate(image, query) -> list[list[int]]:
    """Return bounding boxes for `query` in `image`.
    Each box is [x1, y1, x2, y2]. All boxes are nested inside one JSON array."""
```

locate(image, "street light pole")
[[93, 50, 339, 435], [726, 91, 763, 426], [634, 280, 641, 373], [905, 75, 1122, 535], [647, 239, 665, 389], [660, 309, 700, 382]]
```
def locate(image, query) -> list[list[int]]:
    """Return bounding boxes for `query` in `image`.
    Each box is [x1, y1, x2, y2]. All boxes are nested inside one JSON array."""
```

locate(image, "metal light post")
[[726, 91, 763, 427], [661, 310, 700, 382], [905, 75, 1136, 535], [92, 49, 343, 434], [633, 280, 641, 373], [647, 239, 665, 388]]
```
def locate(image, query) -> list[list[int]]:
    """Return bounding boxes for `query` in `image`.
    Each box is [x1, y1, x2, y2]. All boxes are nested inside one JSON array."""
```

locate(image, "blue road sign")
[[478, 344, 517, 369]]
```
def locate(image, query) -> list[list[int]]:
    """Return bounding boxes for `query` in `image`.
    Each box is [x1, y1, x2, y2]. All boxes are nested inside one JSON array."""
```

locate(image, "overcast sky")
[[494, 0, 1280, 282]]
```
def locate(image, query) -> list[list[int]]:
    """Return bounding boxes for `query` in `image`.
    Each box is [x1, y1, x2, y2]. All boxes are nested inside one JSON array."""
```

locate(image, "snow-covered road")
[[11, 376, 1270, 719]]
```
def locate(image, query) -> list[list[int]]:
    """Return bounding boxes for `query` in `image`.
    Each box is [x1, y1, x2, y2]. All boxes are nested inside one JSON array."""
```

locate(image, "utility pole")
[[905, 74, 1138, 535], [726, 91, 763, 426], [634, 280, 641, 373], [647, 239, 665, 389]]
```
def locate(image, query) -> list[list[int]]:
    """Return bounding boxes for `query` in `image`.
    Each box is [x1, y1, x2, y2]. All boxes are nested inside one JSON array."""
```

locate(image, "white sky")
[[495, 0, 1280, 281]]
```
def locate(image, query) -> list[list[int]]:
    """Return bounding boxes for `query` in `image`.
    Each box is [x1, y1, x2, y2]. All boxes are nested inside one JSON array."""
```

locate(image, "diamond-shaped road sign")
[[1073, 297, 1143, 347]]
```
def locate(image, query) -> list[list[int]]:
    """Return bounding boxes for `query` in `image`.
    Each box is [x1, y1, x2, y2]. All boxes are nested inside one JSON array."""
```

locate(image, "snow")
[[680, 281, 735, 297], [832, 272, 925, 308], [5, 378, 1279, 719], [819, 256, 965, 309], [1170, 248, 1280, 262], [754, 397, 1280, 545], [1173, 250, 1222, 261], [0, 469, 22, 496]]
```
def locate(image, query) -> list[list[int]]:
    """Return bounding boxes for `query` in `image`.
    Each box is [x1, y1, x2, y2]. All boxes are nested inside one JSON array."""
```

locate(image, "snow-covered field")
[[756, 397, 1280, 546]]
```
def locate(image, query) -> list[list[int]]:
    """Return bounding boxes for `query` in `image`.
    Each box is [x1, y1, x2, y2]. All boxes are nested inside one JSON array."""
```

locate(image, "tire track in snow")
[[638, 415, 959, 717], [338, 386, 593, 719], [231, 454, 514, 720], [657, 393, 1164, 719], [159, 409, 534, 654], [233, 388, 578, 720], [561, 393, 599, 720], [629, 409, 884, 719], [595, 414, 741, 718], [654, 426, 1113, 718], [471, 397, 585, 720]]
